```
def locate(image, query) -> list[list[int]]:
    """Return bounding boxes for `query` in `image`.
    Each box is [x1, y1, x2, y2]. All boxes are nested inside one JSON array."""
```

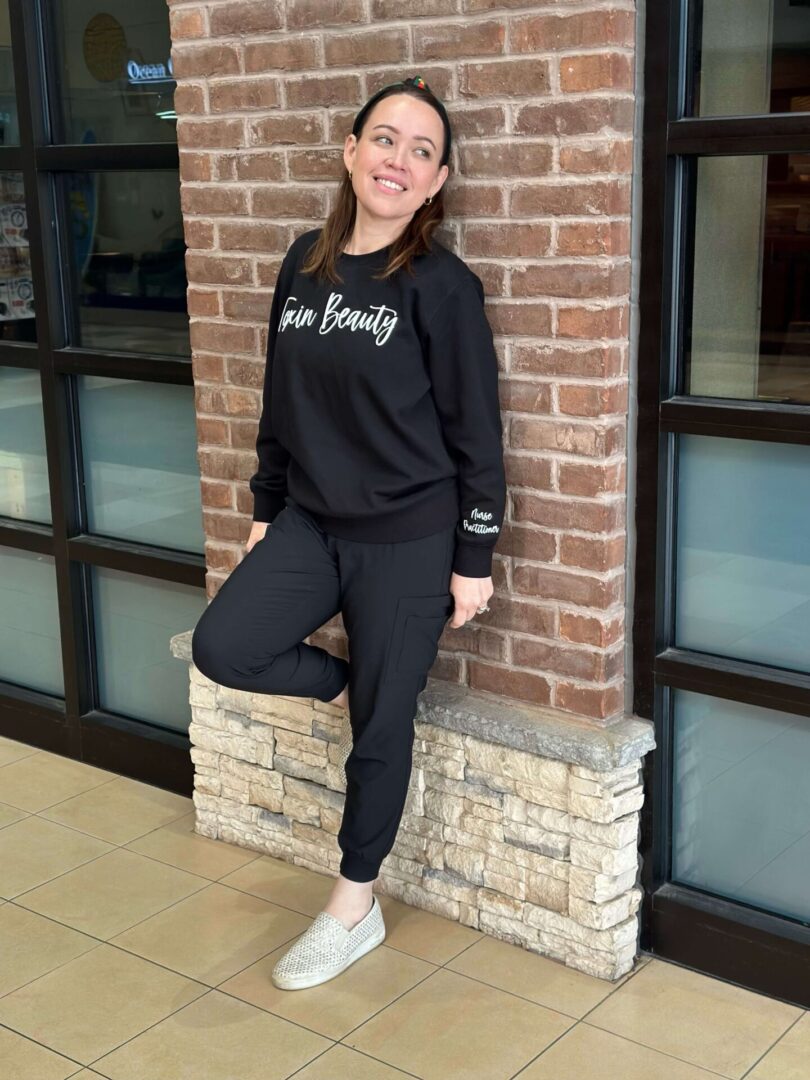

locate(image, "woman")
[[191, 75, 506, 990]]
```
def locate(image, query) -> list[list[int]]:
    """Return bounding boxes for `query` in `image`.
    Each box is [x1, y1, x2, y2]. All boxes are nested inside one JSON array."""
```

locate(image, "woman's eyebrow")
[[371, 123, 437, 151]]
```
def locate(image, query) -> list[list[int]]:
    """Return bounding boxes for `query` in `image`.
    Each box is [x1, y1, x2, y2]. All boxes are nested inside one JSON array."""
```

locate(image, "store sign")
[[127, 57, 175, 85]]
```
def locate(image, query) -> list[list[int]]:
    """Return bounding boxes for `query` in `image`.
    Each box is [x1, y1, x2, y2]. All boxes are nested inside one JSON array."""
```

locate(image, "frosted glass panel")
[[687, 153, 810, 404], [693, 0, 810, 118], [673, 690, 810, 923], [92, 565, 206, 732], [676, 435, 810, 674], [0, 546, 63, 696], [77, 375, 204, 553], [0, 367, 50, 523]]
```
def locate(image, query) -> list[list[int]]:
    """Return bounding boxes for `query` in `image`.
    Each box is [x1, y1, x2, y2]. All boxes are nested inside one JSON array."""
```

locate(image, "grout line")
[[739, 1009, 806, 1079]]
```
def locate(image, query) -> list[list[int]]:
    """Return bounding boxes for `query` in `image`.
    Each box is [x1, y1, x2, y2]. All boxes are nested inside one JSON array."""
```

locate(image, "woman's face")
[[344, 93, 449, 225]]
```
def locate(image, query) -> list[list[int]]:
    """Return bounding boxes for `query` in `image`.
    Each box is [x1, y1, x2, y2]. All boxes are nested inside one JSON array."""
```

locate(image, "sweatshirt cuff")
[[452, 542, 494, 579], [251, 490, 287, 524]]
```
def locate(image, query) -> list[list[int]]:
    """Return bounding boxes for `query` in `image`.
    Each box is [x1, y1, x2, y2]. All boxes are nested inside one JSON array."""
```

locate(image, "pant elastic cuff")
[[340, 854, 380, 882]]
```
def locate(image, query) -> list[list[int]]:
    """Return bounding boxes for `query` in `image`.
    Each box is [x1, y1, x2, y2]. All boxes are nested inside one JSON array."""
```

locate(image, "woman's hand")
[[245, 521, 270, 554], [448, 572, 494, 628]]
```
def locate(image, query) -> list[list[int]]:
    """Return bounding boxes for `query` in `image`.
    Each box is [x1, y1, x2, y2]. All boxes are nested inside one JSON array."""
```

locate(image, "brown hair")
[[300, 79, 452, 286]]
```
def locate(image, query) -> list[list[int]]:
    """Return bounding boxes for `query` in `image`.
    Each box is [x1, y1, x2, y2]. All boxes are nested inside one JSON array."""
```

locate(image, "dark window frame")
[[0, 0, 200, 794], [635, 0, 810, 1006]]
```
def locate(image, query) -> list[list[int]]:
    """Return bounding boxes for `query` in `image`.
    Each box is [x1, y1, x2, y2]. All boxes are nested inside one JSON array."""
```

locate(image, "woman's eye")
[[375, 136, 430, 158]]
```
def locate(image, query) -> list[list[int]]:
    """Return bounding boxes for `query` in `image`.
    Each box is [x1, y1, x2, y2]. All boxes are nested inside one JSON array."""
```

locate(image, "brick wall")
[[168, 0, 638, 725]]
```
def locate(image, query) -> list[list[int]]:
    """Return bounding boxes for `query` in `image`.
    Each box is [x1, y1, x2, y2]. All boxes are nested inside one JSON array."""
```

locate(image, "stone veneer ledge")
[[171, 630, 656, 981]]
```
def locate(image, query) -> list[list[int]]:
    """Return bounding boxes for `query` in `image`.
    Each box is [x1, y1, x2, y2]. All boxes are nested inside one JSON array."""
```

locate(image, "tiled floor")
[[0, 734, 807, 1080]]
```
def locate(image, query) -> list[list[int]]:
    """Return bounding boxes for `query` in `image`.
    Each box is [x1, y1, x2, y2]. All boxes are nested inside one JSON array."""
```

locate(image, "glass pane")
[[64, 171, 189, 356], [692, 0, 810, 117], [0, 546, 63, 696], [0, 367, 50, 523], [77, 375, 204, 553], [675, 434, 810, 674], [686, 153, 810, 404], [91, 565, 206, 732], [673, 689, 810, 924], [0, 1, 20, 145], [0, 171, 36, 342], [54, 4, 176, 143]]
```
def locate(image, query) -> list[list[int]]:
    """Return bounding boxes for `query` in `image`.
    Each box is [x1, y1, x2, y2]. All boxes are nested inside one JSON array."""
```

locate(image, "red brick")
[[460, 58, 550, 97], [461, 141, 553, 178], [557, 304, 628, 340], [464, 223, 552, 257], [469, 662, 552, 707], [560, 53, 634, 93], [288, 0, 365, 28], [244, 38, 319, 72], [558, 461, 625, 497], [200, 479, 234, 509], [413, 20, 505, 60], [556, 221, 630, 256], [512, 179, 631, 217], [209, 78, 280, 113], [560, 612, 624, 648], [560, 534, 625, 572], [209, 1, 283, 34], [169, 7, 207, 39], [557, 382, 627, 417], [513, 564, 623, 609], [324, 28, 409, 66], [512, 261, 630, 299], [555, 681, 625, 722], [511, 11, 634, 52], [560, 140, 634, 174]]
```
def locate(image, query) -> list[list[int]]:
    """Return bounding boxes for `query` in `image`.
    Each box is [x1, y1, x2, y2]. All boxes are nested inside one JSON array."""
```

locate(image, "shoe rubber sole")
[[271, 922, 386, 990]]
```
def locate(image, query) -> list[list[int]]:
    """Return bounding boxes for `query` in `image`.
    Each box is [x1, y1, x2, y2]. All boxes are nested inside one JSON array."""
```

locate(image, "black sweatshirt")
[[249, 227, 506, 578]]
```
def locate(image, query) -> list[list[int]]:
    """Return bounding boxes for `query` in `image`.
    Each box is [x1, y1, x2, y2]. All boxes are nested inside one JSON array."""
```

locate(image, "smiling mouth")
[[373, 176, 406, 192]]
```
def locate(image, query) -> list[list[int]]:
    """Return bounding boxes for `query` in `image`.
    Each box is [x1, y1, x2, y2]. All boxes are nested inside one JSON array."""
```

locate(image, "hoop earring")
[[424, 195, 433, 204], [348, 170, 352, 179]]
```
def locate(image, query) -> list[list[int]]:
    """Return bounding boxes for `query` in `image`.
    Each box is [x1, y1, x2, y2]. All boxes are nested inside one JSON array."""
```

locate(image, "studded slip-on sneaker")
[[271, 894, 385, 990]]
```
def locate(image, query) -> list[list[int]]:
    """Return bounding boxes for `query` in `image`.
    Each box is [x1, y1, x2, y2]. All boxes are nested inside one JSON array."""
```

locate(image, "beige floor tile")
[[15, 848, 210, 939], [0, 942, 207, 1065], [219, 859, 485, 964], [0, 1024, 85, 1080], [374, 893, 483, 964], [110, 881, 310, 985], [221, 934, 435, 1040], [0, 799, 29, 828], [747, 1012, 810, 1079], [345, 966, 573, 1080], [39, 776, 193, 845], [0, 903, 99, 996], [90, 988, 330, 1080], [587, 958, 803, 1078], [0, 736, 40, 767], [125, 811, 262, 880], [447, 934, 624, 1018], [519, 1022, 729, 1079], [292, 1043, 417, 1078], [219, 855, 337, 917], [0, 815, 113, 898], [0, 751, 115, 813]]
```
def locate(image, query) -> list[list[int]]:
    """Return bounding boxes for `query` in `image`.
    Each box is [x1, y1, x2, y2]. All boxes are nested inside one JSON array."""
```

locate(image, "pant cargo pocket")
[[385, 593, 454, 680]]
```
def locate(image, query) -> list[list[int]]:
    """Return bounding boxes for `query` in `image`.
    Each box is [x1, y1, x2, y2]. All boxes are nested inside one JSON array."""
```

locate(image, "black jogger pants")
[[190, 498, 456, 883]]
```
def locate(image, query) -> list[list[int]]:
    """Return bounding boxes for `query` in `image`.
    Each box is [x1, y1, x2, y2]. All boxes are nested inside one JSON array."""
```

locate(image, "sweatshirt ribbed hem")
[[287, 477, 459, 543]]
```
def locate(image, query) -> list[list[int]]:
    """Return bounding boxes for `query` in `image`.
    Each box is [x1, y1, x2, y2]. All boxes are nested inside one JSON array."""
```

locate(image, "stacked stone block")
[[173, 630, 654, 980]]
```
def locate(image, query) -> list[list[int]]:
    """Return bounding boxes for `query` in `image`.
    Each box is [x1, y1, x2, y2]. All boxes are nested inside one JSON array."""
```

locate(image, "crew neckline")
[[339, 242, 393, 262]]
